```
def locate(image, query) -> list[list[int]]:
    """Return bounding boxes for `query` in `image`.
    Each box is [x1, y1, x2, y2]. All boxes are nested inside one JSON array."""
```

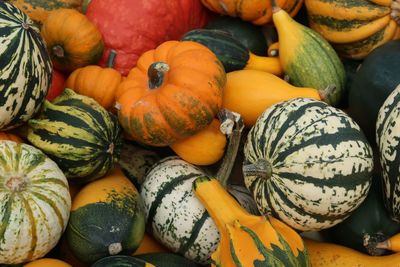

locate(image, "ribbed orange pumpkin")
[[201, 0, 304, 25], [65, 50, 122, 109], [41, 8, 104, 73], [116, 40, 226, 147]]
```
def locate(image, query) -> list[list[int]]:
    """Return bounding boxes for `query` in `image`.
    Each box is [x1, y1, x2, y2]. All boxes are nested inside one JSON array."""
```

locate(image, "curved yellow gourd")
[[222, 69, 323, 127], [170, 119, 227, 166], [245, 53, 283, 76], [305, 238, 400, 267]]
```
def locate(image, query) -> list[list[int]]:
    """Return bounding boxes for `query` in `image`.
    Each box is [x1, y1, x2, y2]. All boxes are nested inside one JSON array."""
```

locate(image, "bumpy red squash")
[[116, 40, 226, 147], [85, 0, 211, 75]]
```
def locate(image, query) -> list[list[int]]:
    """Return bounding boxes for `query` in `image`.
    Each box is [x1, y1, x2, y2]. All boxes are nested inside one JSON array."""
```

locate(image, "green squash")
[[347, 40, 400, 144]]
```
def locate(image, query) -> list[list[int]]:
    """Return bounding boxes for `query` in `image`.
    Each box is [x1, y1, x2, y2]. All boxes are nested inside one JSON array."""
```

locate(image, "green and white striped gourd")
[[243, 97, 373, 231], [27, 88, 123, 183], [0, 1, 52, 130], [118, 141, 160, 190], [140, 110, 255, 264], [376, 84, 400, 221], [0, 141, 71, 264]]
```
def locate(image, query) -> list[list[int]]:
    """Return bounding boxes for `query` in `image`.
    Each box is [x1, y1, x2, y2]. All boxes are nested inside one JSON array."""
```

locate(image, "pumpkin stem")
[[52, 45, 65, 59], [216, 109, 244, 188], [148, 62, 170, 89], [242, 159, 273, 181], [21, 22, 30, 30], [318, 84, 337, 104], [391, 1, 400, 24], [107, 50, 117, 68], [5, 176, 26, 192], [271, 0, 281, 13], [108, 242, 122, 255]]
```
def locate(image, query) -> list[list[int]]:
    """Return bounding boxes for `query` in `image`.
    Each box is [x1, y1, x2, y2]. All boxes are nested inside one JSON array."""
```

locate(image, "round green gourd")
[[348, 40, 400, 145], [243, 97, 373, 231], [0, 1, 52, 131], [27, 88, 123, 183], [206, 15, 268, 56]]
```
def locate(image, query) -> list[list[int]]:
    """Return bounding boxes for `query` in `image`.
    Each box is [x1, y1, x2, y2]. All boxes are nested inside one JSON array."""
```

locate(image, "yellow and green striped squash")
[[0, 141, 71, 265], [27, 88, 123, 184]]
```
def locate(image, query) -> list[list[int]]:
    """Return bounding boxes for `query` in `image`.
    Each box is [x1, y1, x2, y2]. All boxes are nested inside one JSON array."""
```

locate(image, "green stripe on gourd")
[[308, 15, 385, 31], [0, 141, 70, 265], [334, 26, 387, 53], [181, 29, 249, 72], [307, 0, 390, 15], [283, 28, 346, 106], [0, 1, 52, 131], [27, 89, 123, 183], [376, 84, 400, 221], [243, 98, 373, 231]]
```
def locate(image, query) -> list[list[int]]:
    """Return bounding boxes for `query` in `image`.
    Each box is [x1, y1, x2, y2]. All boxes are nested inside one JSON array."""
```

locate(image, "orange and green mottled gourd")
[[41, 8, 104, 73], [201, 0, 304, 25], [193, 177, 310, 267], [116, 40, 226, 147]]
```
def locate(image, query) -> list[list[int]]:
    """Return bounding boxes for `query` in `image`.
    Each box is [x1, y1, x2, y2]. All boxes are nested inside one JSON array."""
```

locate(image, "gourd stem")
[[52, 45, 65, 58], [106, 50, 117, 68], [242, 159, 272, 181], [319, 84, 337, 104], [271, 0, 281, 12], [216, 109, 244, 188], [148, 62, 170, 89]]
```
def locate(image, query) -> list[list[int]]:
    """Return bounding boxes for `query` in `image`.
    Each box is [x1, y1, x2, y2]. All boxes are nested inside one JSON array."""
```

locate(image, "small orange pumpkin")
[[65, 50, 122, 109], [24, 258, 72, 267], [201, 0, 304, 25], [116, 40, 226, 147], [0, 132, 23, 143], [41, 8, 104, 73]]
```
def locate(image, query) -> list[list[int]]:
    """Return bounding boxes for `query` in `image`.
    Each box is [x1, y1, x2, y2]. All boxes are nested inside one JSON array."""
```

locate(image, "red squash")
[[86, 0, 211, 75], [46, 69, 66, 101]]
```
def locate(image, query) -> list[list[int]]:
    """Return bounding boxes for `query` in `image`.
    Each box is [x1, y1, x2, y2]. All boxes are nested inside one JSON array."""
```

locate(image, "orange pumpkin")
[[116, 40, 226, 147], [0, 132, 23, 143], [65, 50, 122, 109], [201, 0, 304, 25], [24, 258, 72, 267], [41, 8, 104, 73], [8, 0, 81, 27]]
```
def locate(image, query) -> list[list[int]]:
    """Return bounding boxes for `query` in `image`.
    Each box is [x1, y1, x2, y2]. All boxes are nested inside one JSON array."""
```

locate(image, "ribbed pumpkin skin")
[[201, 0, 304, 25], [27, 89, 123, 183], [8, 0, 81, 27], [0, 1, 52, 131], [243, 98, 373, 231], [116, 41, 226, 147], [376, 85, 400, 221], [0, 141, 71, 264]]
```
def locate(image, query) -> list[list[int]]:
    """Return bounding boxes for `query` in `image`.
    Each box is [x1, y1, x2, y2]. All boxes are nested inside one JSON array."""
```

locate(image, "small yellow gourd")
[[222, 69, 331, 127], [305, 238, 400, 267]]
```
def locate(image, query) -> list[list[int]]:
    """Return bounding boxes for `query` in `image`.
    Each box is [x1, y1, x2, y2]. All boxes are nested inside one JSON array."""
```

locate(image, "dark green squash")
[[206, 15, 268, 56], [347, 40, 400, 145], [321, 171, 400, 255]]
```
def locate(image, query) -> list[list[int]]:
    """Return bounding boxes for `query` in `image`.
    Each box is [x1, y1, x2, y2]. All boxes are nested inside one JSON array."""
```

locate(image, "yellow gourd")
[[170, 118, 227, 166], [193, 177, 310, 267], [24, 258, 72, 267], [222, 69, 330, 127], [305, 238, 400, 267], [376, 232, 400, 252]]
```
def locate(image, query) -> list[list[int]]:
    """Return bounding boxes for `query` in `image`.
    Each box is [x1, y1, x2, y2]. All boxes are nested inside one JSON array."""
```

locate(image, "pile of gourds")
[[1, 0, 400, 266]]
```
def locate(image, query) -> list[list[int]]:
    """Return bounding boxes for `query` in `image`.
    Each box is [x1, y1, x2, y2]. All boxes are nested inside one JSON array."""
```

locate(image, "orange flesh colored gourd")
[[169, 118, 227, 165], [305, 238, 400, 267], [222, 69, 322, 127], [193, 177, 309, 267]]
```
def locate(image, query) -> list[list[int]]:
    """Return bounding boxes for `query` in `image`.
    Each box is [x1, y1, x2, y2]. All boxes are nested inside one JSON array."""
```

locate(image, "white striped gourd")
[[0, 1, 52, 130], [0, 141, 71, 264], [376, 84, 400, 221], [243, 98, 373, 231]]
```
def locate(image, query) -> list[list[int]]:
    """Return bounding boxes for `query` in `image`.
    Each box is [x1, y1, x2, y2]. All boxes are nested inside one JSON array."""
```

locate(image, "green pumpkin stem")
[[148, 62, 170, 89], [106, 50, 117, 68], [242, 159, 273, 181], [216, 109, 244, 188], [52, 45, 65, 58]]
